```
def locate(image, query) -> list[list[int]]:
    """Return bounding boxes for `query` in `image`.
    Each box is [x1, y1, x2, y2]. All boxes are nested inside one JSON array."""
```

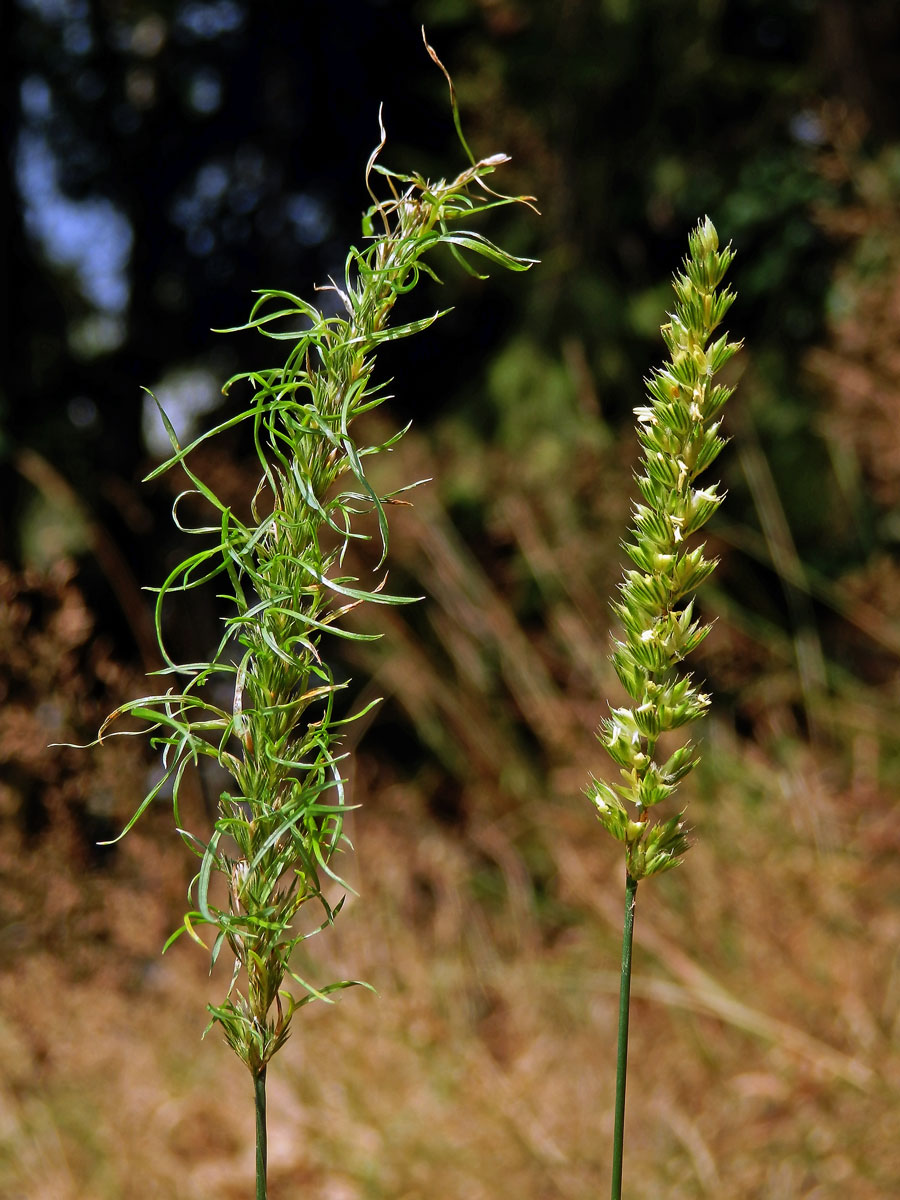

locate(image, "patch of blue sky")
[[142, 367, 220, 457], [176, 0, 245, 41], [18, 0, 93, 52], [285, 194, 332, 247], [15, 129, 133, 313], [17, 0, 87, 21]]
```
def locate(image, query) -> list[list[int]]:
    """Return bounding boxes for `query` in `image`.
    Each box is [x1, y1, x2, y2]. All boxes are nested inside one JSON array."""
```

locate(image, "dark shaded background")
[[4, 0, 899, 605], [4, 1, 900, 1197]]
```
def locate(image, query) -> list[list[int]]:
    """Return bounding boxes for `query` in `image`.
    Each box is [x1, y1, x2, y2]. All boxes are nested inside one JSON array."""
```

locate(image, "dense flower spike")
[[587, 217, 740, 881], [96, 111, 535, 1078]]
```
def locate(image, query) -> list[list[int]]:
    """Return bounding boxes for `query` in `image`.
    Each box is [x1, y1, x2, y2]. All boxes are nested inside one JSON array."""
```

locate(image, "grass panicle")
[[588, 216, 740, 882], [592, 217, 740, 1200]]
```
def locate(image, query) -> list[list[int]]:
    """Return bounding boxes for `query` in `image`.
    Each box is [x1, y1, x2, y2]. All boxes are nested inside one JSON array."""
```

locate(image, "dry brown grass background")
[[2, 395, 900, 1198], [4, 109, 900, 1200]]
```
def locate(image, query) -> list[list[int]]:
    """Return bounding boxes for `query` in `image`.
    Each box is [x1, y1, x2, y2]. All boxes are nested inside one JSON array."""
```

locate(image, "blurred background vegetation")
[[3, 0, 900, 1196]]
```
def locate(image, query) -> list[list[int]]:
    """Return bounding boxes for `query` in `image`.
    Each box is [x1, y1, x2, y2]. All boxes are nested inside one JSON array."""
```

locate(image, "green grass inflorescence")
[[92, 41, 535, 1197], [592, 217, 741, 1200], [588, 217, 741, 882]]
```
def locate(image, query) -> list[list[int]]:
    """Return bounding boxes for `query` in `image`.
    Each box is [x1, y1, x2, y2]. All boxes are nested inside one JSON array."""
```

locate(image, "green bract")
[[587, 217, 740, 881], [98, 108, 535, 1079]]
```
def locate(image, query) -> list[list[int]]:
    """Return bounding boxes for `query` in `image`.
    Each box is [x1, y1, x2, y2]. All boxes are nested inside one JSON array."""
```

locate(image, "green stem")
[[611, 872, 638, 1200], [255, 1067, 267, 1200]]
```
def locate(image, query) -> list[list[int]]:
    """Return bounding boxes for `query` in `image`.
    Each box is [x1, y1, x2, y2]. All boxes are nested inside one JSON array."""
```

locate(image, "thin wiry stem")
[[610, 872, 637, 1200], [255, 1068, 267, 1200]]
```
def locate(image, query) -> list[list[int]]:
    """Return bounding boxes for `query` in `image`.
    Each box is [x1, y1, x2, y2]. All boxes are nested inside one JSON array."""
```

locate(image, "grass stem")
[[611, 872, 638, 1200], [255, 1067, 267, 1200]]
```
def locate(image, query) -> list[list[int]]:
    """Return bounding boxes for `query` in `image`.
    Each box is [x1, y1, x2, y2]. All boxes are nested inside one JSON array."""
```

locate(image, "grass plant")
[[18, 137, 900, 1197], [87, 41, 534, 1199], [586, 218, 741, 1198]]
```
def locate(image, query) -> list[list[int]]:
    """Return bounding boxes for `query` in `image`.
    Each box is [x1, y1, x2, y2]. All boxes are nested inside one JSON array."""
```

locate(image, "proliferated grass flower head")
[[587, 217, 740, 881], [90, 52, 536, 1079]]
